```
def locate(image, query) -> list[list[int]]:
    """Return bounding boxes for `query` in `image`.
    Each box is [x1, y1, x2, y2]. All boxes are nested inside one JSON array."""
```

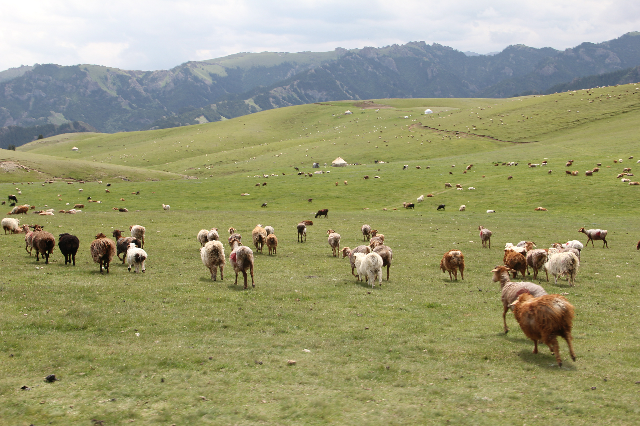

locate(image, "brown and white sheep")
[[266, 234, 278, 255], [373, 244, 393, 281], [32, 230, 55, 264], [2, 217, 21, 234], [327, 229, 341, 257], [297, 222, 307, 242], [130, 225, 145, 248], [126, 243, 148, 273], [8, 204, 29, 215], [492, 265, 547, 333], [440, 250, 465, 281], [113, 229, 142, 264], [343, 245, 371, 277], [511, 291, 576, 367], [578, 227, 608, 248], [526, 249, 549, 280], [229, 236, 255, 289], [201, 240, 225, 281], [479, 226, 492, 248], [24, 224, 42, 255], [252, 224, 267, 253], [90, 233, 117, 274]]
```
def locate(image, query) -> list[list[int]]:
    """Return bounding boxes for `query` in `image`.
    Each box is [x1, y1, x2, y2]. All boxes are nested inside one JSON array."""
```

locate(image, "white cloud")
[[0, 0, 639, 71]]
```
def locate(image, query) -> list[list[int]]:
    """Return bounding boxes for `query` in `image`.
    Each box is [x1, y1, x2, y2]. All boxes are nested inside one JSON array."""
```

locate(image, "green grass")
[[1, 86, 640, 424]]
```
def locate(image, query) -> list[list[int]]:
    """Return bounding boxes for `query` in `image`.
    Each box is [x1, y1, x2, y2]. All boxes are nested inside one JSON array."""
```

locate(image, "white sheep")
[[197, 229, 210, 246], [2, 217, 21, 234], [417, 195, 425, 202], [563, 240, 584, 251], [264, 226, 275, 236], [459, 205, 466, 211], [201, 240, 225, 280], [544, 252, 580, 286], [130, 225, 146, 248], [327, 229, 341, 257], [162, 204, 170, 211], [354, 252, 383, 288], [578, 227, 608, 248], [126, 242, 148, 273], [207, 228, 219, 242]]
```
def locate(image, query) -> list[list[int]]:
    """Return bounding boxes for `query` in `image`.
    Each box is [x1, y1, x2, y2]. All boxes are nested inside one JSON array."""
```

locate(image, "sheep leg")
[[250, 265, 255, 288], [532, 340, 539, 354], [564, 333, 577, 362], [603, 239, 608, 248], [460, 267, 464, 281], [220, 265, 223, 281], [544, 336, 562, 366], [386, 265, 390, 281], [502, 305, 510, 334]]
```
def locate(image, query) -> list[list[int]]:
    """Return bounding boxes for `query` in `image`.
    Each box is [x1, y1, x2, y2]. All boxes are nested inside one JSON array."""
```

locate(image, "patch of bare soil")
[[0, 161, 40, 173]]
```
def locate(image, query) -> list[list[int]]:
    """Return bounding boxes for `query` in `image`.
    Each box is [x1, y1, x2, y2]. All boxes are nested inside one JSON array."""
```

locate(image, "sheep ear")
[[510, 300, 519, 307], [491, 268, 499, 272]]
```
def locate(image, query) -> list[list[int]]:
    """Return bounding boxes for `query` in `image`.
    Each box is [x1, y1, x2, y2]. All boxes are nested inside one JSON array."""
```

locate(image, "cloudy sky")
[[2, 0, 639, 72]]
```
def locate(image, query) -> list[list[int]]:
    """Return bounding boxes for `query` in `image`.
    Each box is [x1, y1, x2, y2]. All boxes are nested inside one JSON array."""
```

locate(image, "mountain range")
[[1, 31, 640, 148]]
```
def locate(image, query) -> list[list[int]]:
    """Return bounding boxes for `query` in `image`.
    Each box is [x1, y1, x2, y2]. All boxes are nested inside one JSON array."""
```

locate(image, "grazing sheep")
[[8, 204, 29, 215], [578, 227, 608, 248], [373, 244, 393, 281], [492, 265, 547, 333], [503, 250, 527, 279], [511, 292, 576, 367], [264, 226, 274, 236], [437, 204, 445, 210], [126, 243, 148, 273], [361, 224, 372, 241], [327, 229, 341, 257], [24, 224, 41, 255], [58, 233, 79, 266], [90, 233, 117, 273], [130, 225, 145, 248], [544, 252, 579, 286], [440, 250, 465, 281], [113, 229, 142, 264], [417, 195, 424, 202], [297, 222, 307, 242], [354, 252, 383, 288], [459, 205, 466, 211], [201, 240, 225, 280], [315, 209, 329, 218], [526, 249, 549, 280], [32, 230, 55, 264], [252, 225, 267, 253], [266, 234, 278, 255], [2, 217, 21, 234], [162, 204, 170, 211], [486, 209, 496, 213], [8, 194, 18, 204], [479, 225, 492, 248], [229, 236, 255, 289], [343, 245, 372, 277], [534, 207, 548, 211]]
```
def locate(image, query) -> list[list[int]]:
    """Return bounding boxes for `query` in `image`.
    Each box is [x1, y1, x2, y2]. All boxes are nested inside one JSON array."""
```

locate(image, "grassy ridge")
[[1, 86, 640, 424]]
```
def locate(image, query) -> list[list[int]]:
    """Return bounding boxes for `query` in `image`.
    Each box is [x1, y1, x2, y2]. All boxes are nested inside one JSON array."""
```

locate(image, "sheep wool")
[[2, 217, 20, 234], [440, 250, 465, 281], [544, 252, 579, 286], [354, 252, 383, 288], [201, 240, 225, 281], [91, 233, 117, 274], [32, 231, 56, 264], [126, 242, 148, 273], [129, 225, 146, 248], [492, 265, 547, 333], [58, 233, 80, 266]]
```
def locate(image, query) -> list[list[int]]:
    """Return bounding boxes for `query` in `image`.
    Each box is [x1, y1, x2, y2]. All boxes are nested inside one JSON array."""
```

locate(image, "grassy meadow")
[[1, 85, 640, 424]]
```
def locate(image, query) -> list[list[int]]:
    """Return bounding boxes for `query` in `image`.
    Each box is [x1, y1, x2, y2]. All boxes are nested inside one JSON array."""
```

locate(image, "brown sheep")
[[229, 236, 255, 289], [526, 249, 549, 280], [479, 226, 492, 248], [32, 230, 55, 264], [297, 222, 307, 242], [503, 250, 527, 279], [90, 233, 116, 274], [361, 224, 372, 241], [373, 244, 393, 281], [266, 234, 278, 255], [440, 250, 464, 281], [252, 224, 267, 253], [8, 204, 29, 215], [511, 291, 577, 367]]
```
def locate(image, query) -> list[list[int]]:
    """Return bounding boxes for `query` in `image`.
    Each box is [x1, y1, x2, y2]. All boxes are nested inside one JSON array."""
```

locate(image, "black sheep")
[[58, 233, 80, 266]]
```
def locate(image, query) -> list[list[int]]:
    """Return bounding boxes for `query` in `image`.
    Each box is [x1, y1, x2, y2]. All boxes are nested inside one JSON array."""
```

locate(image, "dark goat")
[[315, 209, 329, 218]]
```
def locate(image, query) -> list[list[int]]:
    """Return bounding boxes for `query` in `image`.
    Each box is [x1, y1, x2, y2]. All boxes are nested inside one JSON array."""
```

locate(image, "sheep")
[[32, 230, 55, 264], [126, 243, 148, 273], [417, 195, 424, 202], [563, 240, 584, 252], [229, 236, 255, 289], [403, 202, 415, 209], [503, 250, 527, 279], [437, 204, 445, 210], [479, 225, 492, 248], [197, 229, 209, 246], [361, 224, 372, 241], [459, 205, 466, 211], [444, 183, 452, 188], [58, 233, 79, 266], [511, 292, 576, 367], [526, 249, 549, 280], [201, 240, 225, 280], [486, 209, 496, 213], [297, 222, 307, 242], [327, 229, 341, 257], [8, 195, 18, 204], [162, 204, 170, 210], [534, 207, 548, 211], [578, 227, 608, 248], [8, 204, 29, 215], [373, 244, 393, 281], [252, 225, 267, 253], [264, 226, 274, 236], [2, 217, 20, 234], [91, 233, 117, 273], [266, 234, 278, 255], [130, 225, 145, 248], [440, 250, 465, 281], [113, 230, 142, 264], [492, 265, 548, 334], [369, 231, 385, 249], [207, 228, 219, 241], [354, 252, 383, 288], [343, 245, 371, 277], [315, 209, 329, 218], [544, 252, 579, 286]]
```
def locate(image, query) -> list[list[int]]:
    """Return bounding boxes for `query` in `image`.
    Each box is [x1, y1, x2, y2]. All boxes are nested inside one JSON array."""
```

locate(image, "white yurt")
[[332, 157, 347, 167]]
